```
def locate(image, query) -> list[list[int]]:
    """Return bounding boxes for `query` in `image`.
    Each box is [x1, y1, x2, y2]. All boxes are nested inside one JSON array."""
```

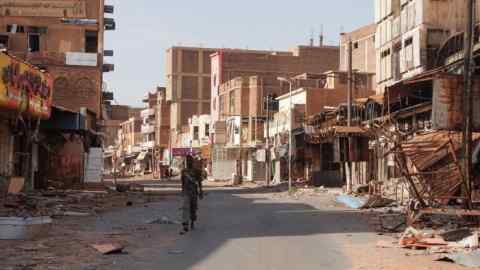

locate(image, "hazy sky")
[[103, 1, 373, 107]]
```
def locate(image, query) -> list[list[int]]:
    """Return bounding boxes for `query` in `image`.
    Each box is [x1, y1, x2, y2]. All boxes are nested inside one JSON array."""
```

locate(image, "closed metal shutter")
[[0, 120, 12, 177]]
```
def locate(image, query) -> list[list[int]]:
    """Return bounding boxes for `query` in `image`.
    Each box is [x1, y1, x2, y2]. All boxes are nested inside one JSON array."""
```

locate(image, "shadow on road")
[[94, 179, 371, 270]]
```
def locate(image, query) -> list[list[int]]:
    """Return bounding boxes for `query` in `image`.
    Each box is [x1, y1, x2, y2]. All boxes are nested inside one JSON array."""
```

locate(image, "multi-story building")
[[188, 115, 211, 148], [339, 24, 377, 74], [141, 91, 158, 150], [118, 117, 142, 155], [155, 87, 171, 148], [211, 45, 340, 123], [165, 46, 334, 147], [165, 46, 216, 136], [374, 0, 472, 93], [102, 105, 142, 148], [0, 0, 115, 119]]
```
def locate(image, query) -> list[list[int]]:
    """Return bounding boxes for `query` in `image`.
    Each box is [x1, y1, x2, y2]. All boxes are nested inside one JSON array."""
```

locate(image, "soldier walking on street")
[[180, 155, 204, 234]]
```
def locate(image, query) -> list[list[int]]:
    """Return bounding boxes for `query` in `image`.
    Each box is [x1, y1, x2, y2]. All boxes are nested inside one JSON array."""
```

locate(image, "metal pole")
[[463, 0, 475, 208], [347, 39, 353, 127], [266, 95, 271, 187], [288, 81, 293, 192], [346, 39, 353, 193]]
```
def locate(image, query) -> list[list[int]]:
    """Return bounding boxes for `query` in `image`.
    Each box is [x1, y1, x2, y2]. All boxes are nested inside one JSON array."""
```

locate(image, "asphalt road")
[[88, 183, 375, 270]]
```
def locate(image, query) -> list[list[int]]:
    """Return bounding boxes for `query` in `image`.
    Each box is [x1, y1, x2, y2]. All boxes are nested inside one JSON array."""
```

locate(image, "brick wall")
[[50, 66, 102, 115]]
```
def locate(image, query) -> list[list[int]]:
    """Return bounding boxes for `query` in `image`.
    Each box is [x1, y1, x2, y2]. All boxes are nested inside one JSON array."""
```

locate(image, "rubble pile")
[[375, 212, 480, 268], [0, 188, 163, 218]]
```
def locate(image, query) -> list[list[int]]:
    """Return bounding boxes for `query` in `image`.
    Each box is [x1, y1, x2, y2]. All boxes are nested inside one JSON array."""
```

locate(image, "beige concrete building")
[[340, 24, 376, 74], [102, 105, 142, 148], [118, 117, 142, 155], [165, 47, 216, 131], [374, 0, 477, 93], [155, 87, 171, 148]]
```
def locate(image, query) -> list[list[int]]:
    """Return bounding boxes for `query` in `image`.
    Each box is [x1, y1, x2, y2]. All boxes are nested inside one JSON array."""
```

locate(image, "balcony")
[[104, 50, 114, 57], [104, 18, 116, 30], [141, 108, 155, 118], [141, 124, 155, 134], [104, 5, 115, 14], [102, 63, 115, 72], [142, 141, 155, 149]]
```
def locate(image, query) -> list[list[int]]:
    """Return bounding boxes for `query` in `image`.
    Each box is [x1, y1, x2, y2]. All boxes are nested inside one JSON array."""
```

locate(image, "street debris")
[[146, 215, 180, 225], [53, 211, 92, 217], [336, 194, 394, 209], [0, 216, 52, 240], [91, 243, 125, 255], [7, 177, 25, 194], [374, 224, 480, 268], [168, 249, 185, 255], [435, 250, 480, 268], [336, 195, 367, 209]]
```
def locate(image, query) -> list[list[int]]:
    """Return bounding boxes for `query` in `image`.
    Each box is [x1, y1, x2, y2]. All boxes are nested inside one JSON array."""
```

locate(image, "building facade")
[[340, 24, 376, 74], [374, 0, 473, 93], [0, 52, 53, 191], [0, 0, 115, 119], [165, 46, 216, 134], [211, 45, 341, 123]]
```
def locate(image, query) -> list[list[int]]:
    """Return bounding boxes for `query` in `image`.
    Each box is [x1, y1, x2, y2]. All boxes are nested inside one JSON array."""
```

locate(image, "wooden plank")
[[91, 243, 124, 255]]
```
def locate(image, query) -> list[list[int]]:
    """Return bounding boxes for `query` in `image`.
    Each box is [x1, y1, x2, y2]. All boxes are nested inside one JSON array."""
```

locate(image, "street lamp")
[[277, 77, 293, 192]]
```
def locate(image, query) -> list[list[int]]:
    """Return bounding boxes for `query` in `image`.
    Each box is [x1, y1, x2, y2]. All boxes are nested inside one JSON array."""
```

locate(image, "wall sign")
[[0, 53, 53, 119]]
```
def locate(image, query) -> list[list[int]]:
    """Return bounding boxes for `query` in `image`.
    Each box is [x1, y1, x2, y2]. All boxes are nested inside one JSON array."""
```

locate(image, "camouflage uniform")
[[181, 167, 203, 231]]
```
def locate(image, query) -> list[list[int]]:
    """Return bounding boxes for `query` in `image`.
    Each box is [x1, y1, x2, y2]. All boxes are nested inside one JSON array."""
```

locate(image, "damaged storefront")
[[38, 106, 102, 189], [0, 52, 53, 193]]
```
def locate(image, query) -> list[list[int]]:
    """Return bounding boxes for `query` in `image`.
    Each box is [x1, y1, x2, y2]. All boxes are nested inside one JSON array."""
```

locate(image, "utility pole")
[[463, 0, 475, 208], [346, 39, 353, 193], [277, 77, 293, 192], [288, 81, 293, 193], [347, 39, 353, 127], [265, 94, 271, 187]]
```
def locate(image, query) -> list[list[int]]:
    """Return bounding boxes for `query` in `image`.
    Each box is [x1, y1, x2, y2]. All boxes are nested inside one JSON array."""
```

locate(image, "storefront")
[[0, 52, 53, 191]]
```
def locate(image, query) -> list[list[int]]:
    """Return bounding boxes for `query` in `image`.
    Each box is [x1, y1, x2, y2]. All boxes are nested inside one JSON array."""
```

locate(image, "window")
[[28, 33, 40, 52], [0, 35, 8, 49], [85, 31, 98, 53], [7, 24, 24, 33], [193, 126, 199, 140], [229, 92, 236, 114], [404, 37, 413, 47], [353, 42, 359, 49], [404, 37, 414, 70], [205, 124, 210, 137]]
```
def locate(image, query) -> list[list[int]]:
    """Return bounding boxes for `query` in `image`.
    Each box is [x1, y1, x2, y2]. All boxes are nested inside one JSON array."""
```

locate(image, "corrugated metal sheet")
[[432, 73, 480, 131]]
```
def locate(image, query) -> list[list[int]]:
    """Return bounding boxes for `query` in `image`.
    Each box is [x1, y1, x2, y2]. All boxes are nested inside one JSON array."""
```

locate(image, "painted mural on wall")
[[0, 52, 53, 119]]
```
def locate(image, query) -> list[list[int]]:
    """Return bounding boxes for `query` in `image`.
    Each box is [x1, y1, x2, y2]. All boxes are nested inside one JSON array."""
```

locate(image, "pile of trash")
[[378, 226, 480, 268], [336, 194, 396, 209]]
